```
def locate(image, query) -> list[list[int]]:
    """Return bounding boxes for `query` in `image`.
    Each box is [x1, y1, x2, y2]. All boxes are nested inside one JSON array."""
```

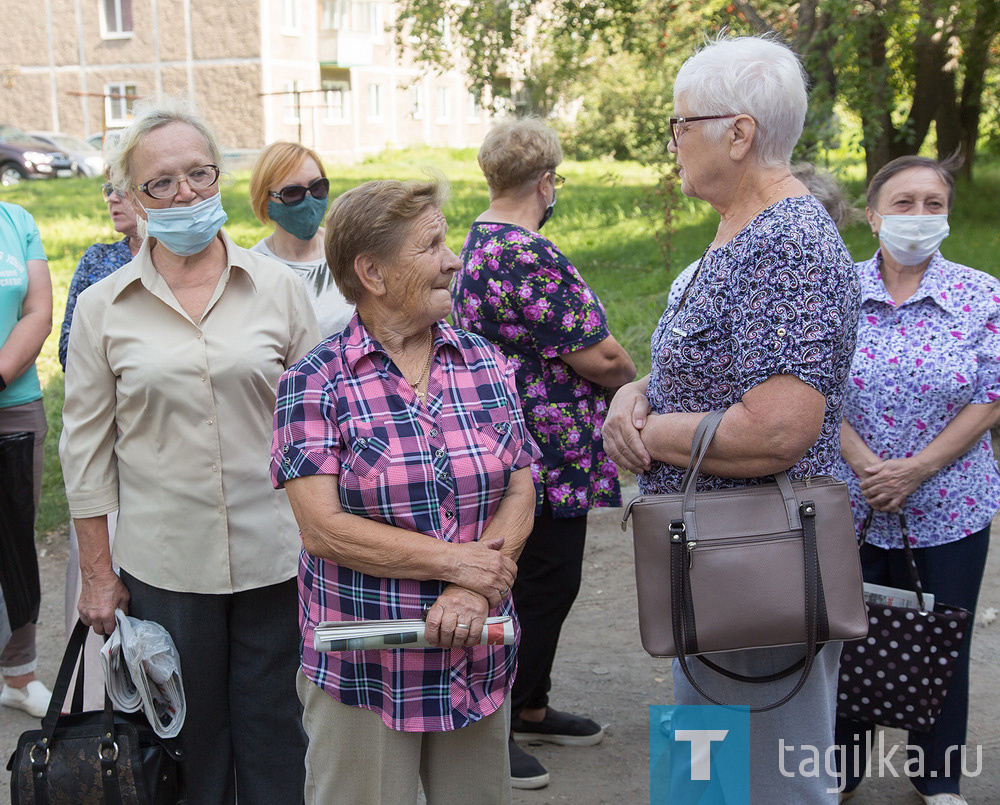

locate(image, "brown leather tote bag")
[[622, 410, 868, 710]]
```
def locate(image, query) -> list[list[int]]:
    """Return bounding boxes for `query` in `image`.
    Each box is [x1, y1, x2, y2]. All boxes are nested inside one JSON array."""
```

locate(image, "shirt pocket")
[[343, 421, 392, 479], [471, 405, 517, 467]]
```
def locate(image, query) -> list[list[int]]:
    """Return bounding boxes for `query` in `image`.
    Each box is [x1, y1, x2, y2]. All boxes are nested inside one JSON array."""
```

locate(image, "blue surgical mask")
[[538, 189, 557, 230], [267, 195, 327, 241], [144, 193, 228, 256]]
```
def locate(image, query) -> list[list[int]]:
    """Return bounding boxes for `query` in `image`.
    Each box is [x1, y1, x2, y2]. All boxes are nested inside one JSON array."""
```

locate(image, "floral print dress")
[[453, 223, 620, 517]]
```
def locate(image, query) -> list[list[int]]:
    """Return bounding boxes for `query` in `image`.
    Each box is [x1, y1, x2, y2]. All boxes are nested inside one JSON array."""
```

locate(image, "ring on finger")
[[456, 623, 470, 630]]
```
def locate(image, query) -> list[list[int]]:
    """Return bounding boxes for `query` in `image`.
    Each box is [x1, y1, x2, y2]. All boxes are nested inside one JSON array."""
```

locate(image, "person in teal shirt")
[[0, 200, 54, 719]]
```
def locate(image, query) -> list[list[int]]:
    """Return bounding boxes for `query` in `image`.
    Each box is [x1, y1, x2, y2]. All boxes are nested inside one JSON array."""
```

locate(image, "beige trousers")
[[297, 670, 512, 805]]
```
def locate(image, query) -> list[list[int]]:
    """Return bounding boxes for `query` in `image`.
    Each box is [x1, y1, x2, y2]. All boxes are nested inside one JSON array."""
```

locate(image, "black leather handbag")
[[7, 619, 185, 804], [837, 512, 972, 732]]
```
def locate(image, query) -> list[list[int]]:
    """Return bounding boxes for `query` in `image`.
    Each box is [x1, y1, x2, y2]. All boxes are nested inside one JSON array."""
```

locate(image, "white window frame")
[[466, 89, 482, 122], [368, 83, 383, 121], [104, 82, 138, 126], [435, 86, 450, 124], [321, 0, 343, 29], [282, 0, 301, 35], [323, 81, 350, 124], [283, 80, 301, 124], [99, 0, 133, 39], [410, 85, 424, 120]]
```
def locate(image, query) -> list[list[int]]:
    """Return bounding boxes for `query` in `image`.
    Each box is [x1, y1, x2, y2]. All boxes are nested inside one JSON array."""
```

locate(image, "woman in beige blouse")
[[59, 99, 318, 805]]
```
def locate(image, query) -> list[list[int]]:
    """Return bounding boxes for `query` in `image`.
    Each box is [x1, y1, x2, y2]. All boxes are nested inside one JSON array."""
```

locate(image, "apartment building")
[[2, 0, 494, 160]]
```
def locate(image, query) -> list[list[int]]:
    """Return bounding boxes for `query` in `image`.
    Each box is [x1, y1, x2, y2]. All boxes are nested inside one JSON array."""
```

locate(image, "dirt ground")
[[2, 485, 998, 803]]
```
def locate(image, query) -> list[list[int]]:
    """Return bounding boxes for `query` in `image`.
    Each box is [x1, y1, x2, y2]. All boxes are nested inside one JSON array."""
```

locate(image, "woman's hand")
[[78, 570, 130, 636], [859, 457, 933, 513], [604, 378, 652, 473], [424, 584, 490, 649], [449, 538, 516, 609]]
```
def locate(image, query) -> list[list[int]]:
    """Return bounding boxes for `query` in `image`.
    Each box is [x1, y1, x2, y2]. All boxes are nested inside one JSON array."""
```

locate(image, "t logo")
[[673, 729, 729, 780]]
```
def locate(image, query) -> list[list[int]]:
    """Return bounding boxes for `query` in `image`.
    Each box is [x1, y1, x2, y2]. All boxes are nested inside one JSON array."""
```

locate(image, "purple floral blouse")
[[640, 196, 860, 495], [453, 223, 621, 518], [833, 251, 1000, 549]]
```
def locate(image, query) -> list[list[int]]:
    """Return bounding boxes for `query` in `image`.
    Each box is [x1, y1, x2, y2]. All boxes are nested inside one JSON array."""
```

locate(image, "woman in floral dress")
[[835, 155, 1000, 805], [452, 117, 636, 789]]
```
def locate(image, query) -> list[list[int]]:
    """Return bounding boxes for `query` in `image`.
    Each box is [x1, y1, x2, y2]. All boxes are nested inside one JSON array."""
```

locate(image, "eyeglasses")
[[549, 171, 566, 189], [101, 182, 121, 201], [137, 164, 221, 199], [669, 114, 741, 146], [269, 177, 330, 206]]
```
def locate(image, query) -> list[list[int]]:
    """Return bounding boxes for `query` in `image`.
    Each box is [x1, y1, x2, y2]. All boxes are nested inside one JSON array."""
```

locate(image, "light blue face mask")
[[144, 193, 228, 256]]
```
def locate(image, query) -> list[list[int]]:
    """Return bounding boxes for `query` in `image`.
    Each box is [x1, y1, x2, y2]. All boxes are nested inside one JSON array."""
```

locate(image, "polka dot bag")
[[836, 512, 971, 733]]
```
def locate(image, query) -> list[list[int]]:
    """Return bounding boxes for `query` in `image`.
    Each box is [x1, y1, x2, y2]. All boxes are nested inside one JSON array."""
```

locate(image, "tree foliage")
[[393, 0, 999, 180]]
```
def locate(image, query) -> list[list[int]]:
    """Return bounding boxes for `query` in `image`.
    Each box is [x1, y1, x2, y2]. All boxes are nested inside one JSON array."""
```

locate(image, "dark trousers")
[[836, 526, 990, 796], [510, 503, 588, 715], [121, 571, 307, 805]]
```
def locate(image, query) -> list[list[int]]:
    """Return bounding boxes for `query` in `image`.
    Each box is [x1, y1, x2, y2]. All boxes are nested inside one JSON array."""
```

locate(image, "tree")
[[393, 0, 1000, 180]]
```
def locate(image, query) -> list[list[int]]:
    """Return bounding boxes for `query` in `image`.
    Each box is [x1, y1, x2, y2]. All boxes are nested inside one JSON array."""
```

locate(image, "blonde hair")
[[477, 118, 562, 193], [106, 96, 222, 195], [249, 141, 327, 224], [325, 179, 449, 305]]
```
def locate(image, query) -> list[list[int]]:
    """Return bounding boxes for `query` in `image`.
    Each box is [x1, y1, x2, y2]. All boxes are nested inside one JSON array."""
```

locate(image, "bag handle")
[[859, 510, 929, 612], [670, 501, 824, 712], [30, 619, 122, 805]]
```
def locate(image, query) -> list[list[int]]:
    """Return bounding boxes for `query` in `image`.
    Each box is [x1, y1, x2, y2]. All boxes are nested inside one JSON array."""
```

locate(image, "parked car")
[[0, 125, 74, 186], [29, 132, 104, 177]]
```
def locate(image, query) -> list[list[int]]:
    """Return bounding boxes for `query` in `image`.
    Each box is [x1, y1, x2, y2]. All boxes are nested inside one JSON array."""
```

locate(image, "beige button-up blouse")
[[59, 231, 320, 594]]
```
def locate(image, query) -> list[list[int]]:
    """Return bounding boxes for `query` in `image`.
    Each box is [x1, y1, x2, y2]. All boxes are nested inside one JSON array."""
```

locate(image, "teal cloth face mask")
[[267, 194, 328, 241], [144, 193, 228, 256]]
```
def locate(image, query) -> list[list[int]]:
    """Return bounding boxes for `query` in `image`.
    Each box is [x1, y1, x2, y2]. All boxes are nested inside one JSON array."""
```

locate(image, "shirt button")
[[445, 510, 454, 519], [196, 333, 202, 340], [283, 458, 290, 466], [429, 428, 439, 438], [282, 445, 289, 454], [358, 438, 368, 448], [217, 504, 225, 513], [206, 419, 213, 426], [497, 422, 510, 432], [212, 464, 218, 472], [200, 375, 207, 382], [436, 448, 445, 458], [776, 327, 787, 337]]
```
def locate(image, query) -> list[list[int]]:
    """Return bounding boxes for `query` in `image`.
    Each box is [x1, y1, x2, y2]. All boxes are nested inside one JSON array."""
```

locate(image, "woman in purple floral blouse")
[[834, 156, 1000, 804], [604, 36, 860, 802], [452, 117, 636, 789]]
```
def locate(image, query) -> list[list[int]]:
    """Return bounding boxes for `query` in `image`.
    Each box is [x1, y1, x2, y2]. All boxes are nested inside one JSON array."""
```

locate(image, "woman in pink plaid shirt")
[[271, 179, 540, 805]]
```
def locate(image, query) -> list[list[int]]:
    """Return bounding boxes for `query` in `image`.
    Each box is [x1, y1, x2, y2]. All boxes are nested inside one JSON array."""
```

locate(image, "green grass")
[[3, 150, 1000, 534]]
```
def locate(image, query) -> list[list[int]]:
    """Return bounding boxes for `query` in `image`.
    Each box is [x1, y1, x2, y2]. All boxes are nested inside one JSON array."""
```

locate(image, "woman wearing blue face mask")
[[249, 142, 353, 338], [834, 155, 1000, 804], [59, 99, 318, 805]]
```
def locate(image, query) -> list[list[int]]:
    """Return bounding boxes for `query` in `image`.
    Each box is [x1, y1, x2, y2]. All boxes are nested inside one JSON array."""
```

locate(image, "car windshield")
[[53, 135, 96, 153], [0, 125, 32, 143]]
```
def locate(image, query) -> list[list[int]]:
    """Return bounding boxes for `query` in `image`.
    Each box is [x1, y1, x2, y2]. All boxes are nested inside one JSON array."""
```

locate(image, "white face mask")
[[875, 212, 949, 267]]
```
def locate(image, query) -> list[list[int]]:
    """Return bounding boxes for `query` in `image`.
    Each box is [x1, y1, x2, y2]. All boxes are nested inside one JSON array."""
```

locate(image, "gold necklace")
[[405, 332, 435, 403], [717, 174, 795, 246]]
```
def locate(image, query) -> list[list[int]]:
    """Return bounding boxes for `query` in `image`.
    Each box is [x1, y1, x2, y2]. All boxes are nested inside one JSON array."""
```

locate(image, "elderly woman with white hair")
[[604, 36, 860, 800], [59, 99, 316, 803]]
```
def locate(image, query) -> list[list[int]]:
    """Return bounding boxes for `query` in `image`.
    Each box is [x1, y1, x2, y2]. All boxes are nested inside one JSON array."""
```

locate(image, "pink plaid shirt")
[[271, 314, 539, 731]]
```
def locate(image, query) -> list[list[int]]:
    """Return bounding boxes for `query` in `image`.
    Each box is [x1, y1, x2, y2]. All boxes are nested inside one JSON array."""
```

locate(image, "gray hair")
[[106, 96, 223, 194], [791, 162, 853, 229], [673, 35, 808, 169]]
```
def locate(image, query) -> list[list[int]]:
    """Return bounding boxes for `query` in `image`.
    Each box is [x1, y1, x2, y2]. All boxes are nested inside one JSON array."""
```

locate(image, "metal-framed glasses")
[[549, 171, 566, 189], [669, 114, 740, 146], [138, 164, 221, 199], [269, 177, 330, 206], [101, 182, 121, 201]]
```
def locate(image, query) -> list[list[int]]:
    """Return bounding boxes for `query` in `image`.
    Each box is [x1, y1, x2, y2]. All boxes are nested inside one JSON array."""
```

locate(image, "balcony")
[[318, 30, 374, 67]]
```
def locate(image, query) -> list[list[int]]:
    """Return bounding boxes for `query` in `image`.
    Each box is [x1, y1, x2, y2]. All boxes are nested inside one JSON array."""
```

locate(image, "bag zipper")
[[685, 531, 799, 569]]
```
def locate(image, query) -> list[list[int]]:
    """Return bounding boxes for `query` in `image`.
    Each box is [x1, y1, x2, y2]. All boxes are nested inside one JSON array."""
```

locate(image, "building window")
[[435, 87, 450, 122], [321, 0, 342, 30], [104, 83, 138, 125], [467, 89, 481, 121], [368, 83, 382, 119], [283, 80, 301, 124], [323, 81, 349, 122], [100, 0, 133, 38], [410, 86, 424, 120], [282, 0, 300, 33]]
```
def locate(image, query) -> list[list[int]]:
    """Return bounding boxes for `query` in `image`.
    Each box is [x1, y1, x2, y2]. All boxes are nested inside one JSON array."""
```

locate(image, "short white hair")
[[106, 96, 222, 194], [673, 35, 807, 169]]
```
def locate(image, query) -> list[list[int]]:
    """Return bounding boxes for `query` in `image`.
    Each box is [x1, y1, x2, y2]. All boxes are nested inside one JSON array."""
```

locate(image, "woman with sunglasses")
[[452, 117, 636, 789], [59, 98, 317, 804], [250, 141, 353, 337]]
